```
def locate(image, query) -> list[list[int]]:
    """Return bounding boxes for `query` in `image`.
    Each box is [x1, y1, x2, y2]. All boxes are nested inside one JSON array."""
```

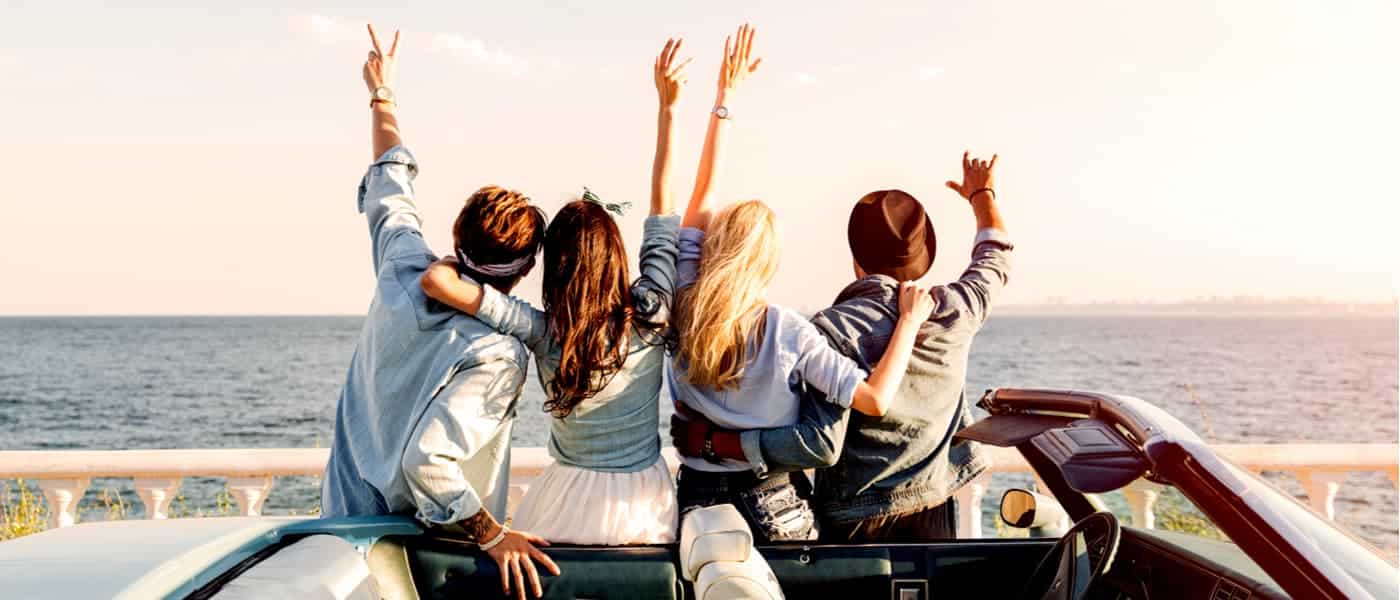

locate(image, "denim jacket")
[[321, 146, 527, 527], [472, 215, 681, 473], [738, 230, 1013, 525]]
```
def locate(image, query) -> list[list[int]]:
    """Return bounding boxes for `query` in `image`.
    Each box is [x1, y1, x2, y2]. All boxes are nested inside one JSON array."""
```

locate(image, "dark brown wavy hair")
[[539, 200, 635, 417], [452, 185, 547, 291]]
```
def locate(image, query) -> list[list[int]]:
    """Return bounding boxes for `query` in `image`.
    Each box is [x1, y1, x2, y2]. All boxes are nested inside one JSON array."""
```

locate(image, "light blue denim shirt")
[[669, 227, 868, 473], [321, 146, 528, 528], [474, 215, 681, 473]]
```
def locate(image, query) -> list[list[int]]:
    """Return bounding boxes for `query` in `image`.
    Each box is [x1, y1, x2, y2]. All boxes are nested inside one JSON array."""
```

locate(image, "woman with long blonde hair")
[[669, 24, 935, 541]]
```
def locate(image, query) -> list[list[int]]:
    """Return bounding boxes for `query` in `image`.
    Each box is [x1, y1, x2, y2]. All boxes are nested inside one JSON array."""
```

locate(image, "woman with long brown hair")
[[667, 24, 935, 541], [416, 38, 694, 545]]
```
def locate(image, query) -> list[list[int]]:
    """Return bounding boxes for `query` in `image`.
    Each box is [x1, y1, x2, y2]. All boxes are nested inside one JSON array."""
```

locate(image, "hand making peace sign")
[[363, 24, 400, 95]]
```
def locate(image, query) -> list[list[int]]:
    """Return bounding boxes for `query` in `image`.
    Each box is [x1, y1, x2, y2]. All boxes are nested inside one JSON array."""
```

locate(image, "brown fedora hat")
[[847, 189, 937, 281]]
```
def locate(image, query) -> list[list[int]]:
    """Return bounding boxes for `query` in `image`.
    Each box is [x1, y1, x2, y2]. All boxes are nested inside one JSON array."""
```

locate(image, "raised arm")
[[652, 38, 691, 216], [357, 24, 428, 273], [681, 23, 762, 231], [943, 152, 1013, 323], [365, 25, 402, 159]]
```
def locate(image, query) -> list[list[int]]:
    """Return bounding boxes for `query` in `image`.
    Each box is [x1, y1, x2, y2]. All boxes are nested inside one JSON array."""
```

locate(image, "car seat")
[[679, 505, 785, 600]]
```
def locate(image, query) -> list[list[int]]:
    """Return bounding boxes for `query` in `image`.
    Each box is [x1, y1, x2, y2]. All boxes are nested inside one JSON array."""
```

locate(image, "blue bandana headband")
[[455, 247, 535, 278]]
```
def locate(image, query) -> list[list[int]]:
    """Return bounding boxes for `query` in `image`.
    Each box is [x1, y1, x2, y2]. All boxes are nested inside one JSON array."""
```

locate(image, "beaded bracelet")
[[479, 524, 510, 551]]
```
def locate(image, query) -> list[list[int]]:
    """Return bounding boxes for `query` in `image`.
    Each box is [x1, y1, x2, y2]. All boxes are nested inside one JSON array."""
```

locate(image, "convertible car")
[[1, 388, 1394, 599]]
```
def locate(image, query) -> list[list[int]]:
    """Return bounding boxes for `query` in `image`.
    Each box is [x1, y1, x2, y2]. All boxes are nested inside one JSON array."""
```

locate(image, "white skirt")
[[511, 454, 678, 545]]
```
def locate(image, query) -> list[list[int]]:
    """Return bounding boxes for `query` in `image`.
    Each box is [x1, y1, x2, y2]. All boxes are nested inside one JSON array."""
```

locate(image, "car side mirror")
[[1000, 488, 1068, 531]]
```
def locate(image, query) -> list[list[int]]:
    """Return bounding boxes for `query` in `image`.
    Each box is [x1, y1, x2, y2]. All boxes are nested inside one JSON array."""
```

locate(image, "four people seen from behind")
[[322, 21, 1012, 599]]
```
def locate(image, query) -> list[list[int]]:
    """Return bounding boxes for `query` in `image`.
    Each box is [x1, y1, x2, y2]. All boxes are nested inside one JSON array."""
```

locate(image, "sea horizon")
[[2, 312, 1395, 551]]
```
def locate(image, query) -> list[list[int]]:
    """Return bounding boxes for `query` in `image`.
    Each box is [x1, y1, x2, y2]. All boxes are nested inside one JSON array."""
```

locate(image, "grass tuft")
[[1, 479, 49, 541]]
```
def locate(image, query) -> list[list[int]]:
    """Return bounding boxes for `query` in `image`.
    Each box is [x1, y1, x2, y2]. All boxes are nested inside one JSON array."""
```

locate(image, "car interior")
[[198, 522, 1284, 600], [196, 395, 1296, 600]]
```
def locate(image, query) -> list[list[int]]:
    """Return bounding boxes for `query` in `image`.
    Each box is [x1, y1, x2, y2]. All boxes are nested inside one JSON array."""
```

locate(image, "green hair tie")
[[582, 186, 631, 217]]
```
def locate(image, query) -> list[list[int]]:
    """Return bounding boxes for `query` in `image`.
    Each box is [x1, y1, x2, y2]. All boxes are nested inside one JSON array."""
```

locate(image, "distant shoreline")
[[996, 302, 1398, 318], [1, 303, 1395, 319]]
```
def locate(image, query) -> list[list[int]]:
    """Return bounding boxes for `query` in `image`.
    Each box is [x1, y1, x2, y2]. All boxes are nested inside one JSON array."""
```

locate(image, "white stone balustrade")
[[0, 444, 1395, 538]]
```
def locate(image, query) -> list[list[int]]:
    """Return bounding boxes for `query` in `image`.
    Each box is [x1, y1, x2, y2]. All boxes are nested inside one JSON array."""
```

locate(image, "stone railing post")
[[1299, 471, 1347, 521], [37, 478, 89, 529], [1122, 481, 1162, 529], [226, 476, 274, 516], [954, 479, 988, 538], [133, 477, 181, 519]]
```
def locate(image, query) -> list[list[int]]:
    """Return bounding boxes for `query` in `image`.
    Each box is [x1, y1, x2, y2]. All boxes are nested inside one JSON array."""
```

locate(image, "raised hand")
[[945, 151, 998, 202], [363, 24, 400, 95], [717, 23, 762, 96], [654, 38, 692, 109]]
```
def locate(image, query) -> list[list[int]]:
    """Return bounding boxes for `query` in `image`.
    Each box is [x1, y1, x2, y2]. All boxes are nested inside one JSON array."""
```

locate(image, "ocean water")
[[0, 314, 1395, 551]]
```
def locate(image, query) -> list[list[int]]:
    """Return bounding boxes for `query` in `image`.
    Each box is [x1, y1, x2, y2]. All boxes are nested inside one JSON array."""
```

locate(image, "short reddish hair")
[[452, 185, 546, 290]]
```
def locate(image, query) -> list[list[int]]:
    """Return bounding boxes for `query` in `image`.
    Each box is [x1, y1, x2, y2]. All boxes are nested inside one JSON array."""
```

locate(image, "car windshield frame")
[[1216, 459, 1399, 599], [973, 388, 1396, 599]]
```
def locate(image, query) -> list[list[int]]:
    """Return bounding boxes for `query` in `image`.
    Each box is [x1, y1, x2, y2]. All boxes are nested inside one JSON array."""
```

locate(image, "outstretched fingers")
[[498, 555, 511, 595], [529, 544, 561, 574], [512, 556, 527, 600], [367, 24, 383, 56], [660, 38, 676, 68], [668, 56, 693, 78], [743, 24, 755, 65], [524, 558, 542, 598], [389, 30, 400, 56], [668, 38, 683, 66], [962, 150, 971, 172]]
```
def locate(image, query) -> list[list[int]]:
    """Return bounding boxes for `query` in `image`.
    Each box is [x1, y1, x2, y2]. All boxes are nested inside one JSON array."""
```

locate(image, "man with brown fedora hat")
[[672, 151, 1012, 541]]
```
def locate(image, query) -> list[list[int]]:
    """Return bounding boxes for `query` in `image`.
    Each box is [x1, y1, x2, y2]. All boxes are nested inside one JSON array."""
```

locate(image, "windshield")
[[1092, 482, 1281, 591], [1220, 462, 1399, 599]]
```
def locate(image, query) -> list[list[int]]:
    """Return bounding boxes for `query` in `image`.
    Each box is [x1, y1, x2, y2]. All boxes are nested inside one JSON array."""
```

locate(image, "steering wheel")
[[1018, 511, 1121, 600]]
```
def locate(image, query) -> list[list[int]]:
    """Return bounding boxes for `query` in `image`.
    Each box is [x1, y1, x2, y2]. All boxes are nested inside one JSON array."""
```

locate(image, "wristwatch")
[[702, 429, 720, 463], [370, 86, 395, 107], [712, 105, 730, 120]]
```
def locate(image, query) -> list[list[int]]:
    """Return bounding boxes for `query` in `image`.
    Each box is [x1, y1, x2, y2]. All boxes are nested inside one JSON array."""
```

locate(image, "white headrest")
[[679, 504, 754, 581], [695, 548, 786, 600]]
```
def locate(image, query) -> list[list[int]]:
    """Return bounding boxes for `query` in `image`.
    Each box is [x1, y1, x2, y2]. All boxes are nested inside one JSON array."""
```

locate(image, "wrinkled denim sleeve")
[[357, 145, 428, 273], [739, 394, 853, 478], [400, 357, 523, 526], [476, 281, 551, 353], [941, 228, 1013, 327], [676, 227, 705, 291], [792, 319, 868, 409], [631, 215, 682, 328]]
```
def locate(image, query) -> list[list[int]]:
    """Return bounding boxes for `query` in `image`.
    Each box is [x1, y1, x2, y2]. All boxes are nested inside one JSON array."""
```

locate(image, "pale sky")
[[1, 0, 1396, 315]]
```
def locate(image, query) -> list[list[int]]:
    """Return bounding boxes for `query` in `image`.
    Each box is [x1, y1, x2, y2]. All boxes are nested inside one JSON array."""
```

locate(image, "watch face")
[[375, 87, 392, 100], [714, 106, 729, 119]]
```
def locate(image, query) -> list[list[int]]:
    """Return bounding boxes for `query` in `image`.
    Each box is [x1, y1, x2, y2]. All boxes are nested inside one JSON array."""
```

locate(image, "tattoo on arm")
[[454, 508, 499, 542]]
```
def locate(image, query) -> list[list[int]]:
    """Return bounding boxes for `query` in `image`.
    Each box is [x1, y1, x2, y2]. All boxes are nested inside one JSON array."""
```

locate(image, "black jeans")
[[822, 499, 958, 543], [676, 466, 820, 542]]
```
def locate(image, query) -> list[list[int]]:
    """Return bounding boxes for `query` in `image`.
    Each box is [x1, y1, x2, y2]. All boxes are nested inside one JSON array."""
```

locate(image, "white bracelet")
[[479, 524, 509, 551]]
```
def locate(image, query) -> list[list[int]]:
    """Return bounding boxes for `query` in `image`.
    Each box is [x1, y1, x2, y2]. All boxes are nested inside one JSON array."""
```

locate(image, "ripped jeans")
[[676, 466, 819, 542]]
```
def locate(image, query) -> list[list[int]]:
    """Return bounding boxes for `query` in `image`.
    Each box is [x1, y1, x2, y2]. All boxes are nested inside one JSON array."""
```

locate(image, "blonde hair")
[[675, 200, 782, 390]]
